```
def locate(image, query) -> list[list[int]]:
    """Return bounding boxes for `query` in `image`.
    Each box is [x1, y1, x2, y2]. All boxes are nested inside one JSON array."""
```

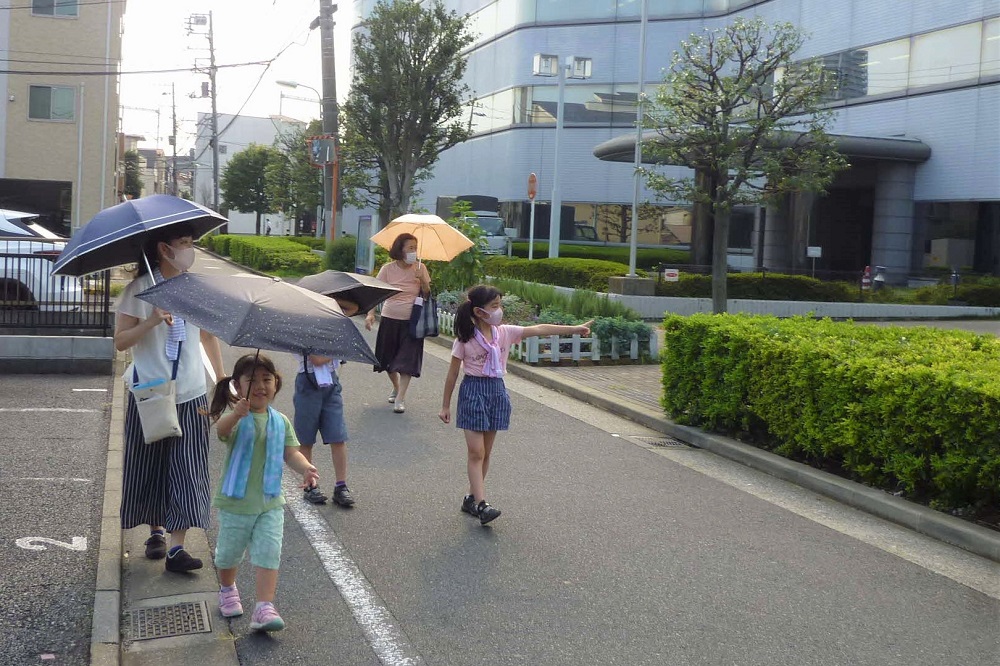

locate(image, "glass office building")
[[352, 1, 999, 279]]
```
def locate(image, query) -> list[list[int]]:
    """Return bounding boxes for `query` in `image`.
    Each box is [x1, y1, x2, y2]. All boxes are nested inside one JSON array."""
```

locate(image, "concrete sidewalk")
[[92, 339, 1000, 666]]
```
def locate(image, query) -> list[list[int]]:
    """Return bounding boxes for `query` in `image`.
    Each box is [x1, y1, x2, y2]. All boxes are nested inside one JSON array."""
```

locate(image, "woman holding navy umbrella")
[[113, 223, 225, 573]]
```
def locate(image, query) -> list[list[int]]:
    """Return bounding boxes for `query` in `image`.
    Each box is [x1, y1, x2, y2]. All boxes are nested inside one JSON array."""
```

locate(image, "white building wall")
[[192, 113, 304, 235]]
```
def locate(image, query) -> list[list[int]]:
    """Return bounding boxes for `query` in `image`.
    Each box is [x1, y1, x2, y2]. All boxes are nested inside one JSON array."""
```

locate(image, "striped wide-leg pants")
[[121, 392, 212, 532]]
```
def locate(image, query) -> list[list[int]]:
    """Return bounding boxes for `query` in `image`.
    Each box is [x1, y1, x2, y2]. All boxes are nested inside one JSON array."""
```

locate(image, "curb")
[[91, 351, 126, 666], [428, 335, 1000, 564]]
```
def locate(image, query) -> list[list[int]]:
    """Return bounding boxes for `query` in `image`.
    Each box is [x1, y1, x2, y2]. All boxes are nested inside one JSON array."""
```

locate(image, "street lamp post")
[[628, 0, 649, 277], [277, 79, 328, 239], [533, 53, 592, 259]]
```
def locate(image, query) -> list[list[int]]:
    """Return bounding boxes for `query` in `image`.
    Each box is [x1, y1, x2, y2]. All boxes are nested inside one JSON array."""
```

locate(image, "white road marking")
[[284, 480, 424, 665], [72, 388, 107, 392], [15, 536, 88, 551], [12, 478, 92, 483], [0, 408, 99, 413]]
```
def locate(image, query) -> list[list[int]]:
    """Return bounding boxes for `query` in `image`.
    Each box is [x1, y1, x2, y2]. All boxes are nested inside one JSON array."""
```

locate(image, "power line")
[[0, 59, 272, 76], [0, 0, 125, 11]]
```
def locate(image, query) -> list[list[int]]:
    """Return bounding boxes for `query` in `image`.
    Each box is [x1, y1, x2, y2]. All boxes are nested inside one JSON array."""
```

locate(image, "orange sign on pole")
[[528, 172, 537, 200]]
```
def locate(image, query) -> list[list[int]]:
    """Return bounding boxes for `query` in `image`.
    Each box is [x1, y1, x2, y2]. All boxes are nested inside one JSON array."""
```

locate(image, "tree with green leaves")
[[267, 121, 323, 234], [341, 0, 473, 228], [427, 199, 486, 292], [643, 17, 848, 313], [221, 144, 283, 235], [123, 150, 142, 199]]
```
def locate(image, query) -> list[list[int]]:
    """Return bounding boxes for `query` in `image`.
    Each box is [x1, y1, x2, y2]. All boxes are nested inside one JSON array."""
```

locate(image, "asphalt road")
[[0, 372, 113, 665], [204, 337, 1000, 666]]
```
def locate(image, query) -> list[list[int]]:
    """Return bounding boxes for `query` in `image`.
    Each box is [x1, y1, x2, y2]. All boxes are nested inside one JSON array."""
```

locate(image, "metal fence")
[[0, 237, 113, 336]]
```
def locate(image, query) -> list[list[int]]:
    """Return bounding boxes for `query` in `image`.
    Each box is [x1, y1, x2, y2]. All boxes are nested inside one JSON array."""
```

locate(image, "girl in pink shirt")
[[439, 285, 591, 525]]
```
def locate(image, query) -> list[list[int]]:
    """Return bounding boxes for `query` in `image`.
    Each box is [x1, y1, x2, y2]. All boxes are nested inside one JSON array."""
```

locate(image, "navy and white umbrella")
[[51, 195, 227, 276], [136, 272, 379, 365]]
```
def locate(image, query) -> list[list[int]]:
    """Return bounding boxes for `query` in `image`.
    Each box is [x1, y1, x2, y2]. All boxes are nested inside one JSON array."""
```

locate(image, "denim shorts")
[[456, 375, 511, 432], [214, 507, 284, 570], [293, 372, 349, 445]]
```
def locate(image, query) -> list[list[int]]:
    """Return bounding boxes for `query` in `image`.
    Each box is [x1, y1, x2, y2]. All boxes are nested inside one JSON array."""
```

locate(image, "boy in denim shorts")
[[292, 298, 360, 508]]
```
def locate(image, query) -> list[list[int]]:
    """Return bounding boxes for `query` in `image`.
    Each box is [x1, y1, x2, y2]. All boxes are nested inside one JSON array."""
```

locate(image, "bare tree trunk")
[[255, 211, 262, 236], [691, 168, 714, 268], [711, 195, 730, 314]]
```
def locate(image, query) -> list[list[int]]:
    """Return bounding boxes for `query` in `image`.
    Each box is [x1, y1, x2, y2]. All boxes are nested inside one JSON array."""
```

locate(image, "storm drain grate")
[[630, 435, 693, 448], [127, 601, 211, 641]]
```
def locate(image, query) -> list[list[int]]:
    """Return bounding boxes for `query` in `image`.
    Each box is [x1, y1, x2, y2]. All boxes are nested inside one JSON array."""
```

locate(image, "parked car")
[[0, 238, 84, 311]]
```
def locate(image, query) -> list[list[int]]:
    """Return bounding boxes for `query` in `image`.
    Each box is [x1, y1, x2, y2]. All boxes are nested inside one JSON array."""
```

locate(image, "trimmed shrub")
[[484, 256, 644, 292], [655, 272, 858, 301], [661, 314, 1000, 509], [324, 235, 358, 272], [201, 234, 320, 274], [509, 242, 689, 268]]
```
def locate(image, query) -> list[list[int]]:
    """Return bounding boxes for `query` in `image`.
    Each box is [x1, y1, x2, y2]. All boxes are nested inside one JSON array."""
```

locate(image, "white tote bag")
[[130, 341, 183, 444], [131, 378, 183, 444]]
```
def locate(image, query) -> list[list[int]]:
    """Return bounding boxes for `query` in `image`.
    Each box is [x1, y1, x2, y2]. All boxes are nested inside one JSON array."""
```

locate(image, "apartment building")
[[190, 112, 307, 235], [351, 0, 999, 279], [0, 0, 124, 237]]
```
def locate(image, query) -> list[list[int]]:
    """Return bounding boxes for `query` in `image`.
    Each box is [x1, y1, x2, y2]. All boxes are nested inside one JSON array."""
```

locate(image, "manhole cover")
[[630, 435, 692, 448], [127, 601, 211, 641]]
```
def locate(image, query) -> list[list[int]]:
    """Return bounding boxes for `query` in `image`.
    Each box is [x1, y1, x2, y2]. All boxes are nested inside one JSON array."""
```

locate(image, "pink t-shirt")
[[451, 325, 525, 377], [375, 261, 424, 320]]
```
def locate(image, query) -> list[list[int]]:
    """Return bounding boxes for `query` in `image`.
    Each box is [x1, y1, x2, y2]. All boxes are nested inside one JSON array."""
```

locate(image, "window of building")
[[852, 38, 910, 96], [981, 17, 1000, 78], [31, 0, 78, 17], [28, 85, 75, 121], [910, 22, 981, 88]]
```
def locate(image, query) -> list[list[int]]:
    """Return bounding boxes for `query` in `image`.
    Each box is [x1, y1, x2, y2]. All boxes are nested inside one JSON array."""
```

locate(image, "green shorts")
[[214, 507, 284, 570]]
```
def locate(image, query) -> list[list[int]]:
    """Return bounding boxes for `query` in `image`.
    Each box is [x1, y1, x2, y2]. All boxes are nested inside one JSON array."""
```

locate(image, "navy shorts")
[[293, 373, 349, 445], [456, 375, 511, 432]]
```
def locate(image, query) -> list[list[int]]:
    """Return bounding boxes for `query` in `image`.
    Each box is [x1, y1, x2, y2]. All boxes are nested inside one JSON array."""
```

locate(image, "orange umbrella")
[[370, 213, 474, 262]]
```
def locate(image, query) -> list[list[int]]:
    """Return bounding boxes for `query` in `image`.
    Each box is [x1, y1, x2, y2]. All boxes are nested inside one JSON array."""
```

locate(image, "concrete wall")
[[0, 336, 114, 374]]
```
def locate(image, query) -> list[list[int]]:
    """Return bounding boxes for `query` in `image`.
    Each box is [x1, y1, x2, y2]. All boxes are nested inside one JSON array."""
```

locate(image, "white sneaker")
[[388, 390, 397, 404], [393, 400, 405, 413]]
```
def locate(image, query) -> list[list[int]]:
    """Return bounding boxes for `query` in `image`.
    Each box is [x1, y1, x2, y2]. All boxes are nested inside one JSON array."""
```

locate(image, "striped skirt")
[[120, 392, 212, 532], [456, 375, 512, 432]]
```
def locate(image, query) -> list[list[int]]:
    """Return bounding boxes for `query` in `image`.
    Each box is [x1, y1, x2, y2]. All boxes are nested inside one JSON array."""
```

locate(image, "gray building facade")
[[351, 0, 999, 279]]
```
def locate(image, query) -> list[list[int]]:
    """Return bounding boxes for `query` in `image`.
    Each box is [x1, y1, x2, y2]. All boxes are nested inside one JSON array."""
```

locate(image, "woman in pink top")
[[364, 233, 431, 414], [439, 285, 591, 525]]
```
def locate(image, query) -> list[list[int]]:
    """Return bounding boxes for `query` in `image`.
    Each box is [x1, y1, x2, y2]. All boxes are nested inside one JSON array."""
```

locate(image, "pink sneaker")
[[218, 585, 243, 618], [249, 602, 285, 632]]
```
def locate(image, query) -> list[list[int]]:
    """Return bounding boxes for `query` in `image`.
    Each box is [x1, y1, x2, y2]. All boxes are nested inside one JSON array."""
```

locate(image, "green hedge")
[[484, 256, 644, 292], [510, 242, 689, 268], [661, 314, 1000, 509], [201, 234, 321, 273], [655, 272, 859, 301]]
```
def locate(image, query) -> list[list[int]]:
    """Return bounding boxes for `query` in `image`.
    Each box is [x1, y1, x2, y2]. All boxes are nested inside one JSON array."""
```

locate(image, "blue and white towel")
[[152, 267, 186, 361], [221, 406, 285, 501]]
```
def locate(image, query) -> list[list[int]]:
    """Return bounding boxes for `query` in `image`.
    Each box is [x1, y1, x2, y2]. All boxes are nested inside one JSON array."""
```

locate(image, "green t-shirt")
[[214, 410, 299, 515]]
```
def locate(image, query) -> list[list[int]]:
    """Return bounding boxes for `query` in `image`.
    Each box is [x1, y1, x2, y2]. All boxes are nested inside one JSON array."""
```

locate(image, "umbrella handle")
[[143, 253, 156, 284], [244, 349, 261, 401]]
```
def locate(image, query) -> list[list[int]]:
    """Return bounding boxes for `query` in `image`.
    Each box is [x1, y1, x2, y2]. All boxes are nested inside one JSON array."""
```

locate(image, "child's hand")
[[301, 466, 319, 489], [438, 407, 451, 424], [577, 320, 594, 336], [233, 398, 251, 418]]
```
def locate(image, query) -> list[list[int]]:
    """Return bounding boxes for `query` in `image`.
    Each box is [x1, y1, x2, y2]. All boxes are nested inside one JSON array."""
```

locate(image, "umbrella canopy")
[[135, 272, 378, 365], [51, 195, 227, 276], [370, 213, 474, 262], [295, 270, 401, 314]]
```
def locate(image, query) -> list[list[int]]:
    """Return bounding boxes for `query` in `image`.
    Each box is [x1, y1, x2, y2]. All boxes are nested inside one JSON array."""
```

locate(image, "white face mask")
[[478, 307, 503, 327], [163, 245, 195, 272], [404, 251, 418, 264]]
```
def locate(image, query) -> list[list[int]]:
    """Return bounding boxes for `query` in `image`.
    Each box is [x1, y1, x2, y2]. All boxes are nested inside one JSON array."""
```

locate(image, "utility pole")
[[208, 11, 221, 212], [170, 82, 179, 196], [319, 0, 339, 240]]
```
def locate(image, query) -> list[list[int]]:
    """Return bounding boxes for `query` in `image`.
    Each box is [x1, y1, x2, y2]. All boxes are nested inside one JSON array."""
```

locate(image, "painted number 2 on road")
[[15, 537, 88, 551]]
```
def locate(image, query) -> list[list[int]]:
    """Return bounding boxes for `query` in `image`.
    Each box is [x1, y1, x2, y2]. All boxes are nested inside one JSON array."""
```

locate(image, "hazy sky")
[[120, 0, 354, 155]]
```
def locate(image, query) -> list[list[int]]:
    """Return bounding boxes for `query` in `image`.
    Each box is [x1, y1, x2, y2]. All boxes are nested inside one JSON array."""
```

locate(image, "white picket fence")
[[436, 310, 657, 364]]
